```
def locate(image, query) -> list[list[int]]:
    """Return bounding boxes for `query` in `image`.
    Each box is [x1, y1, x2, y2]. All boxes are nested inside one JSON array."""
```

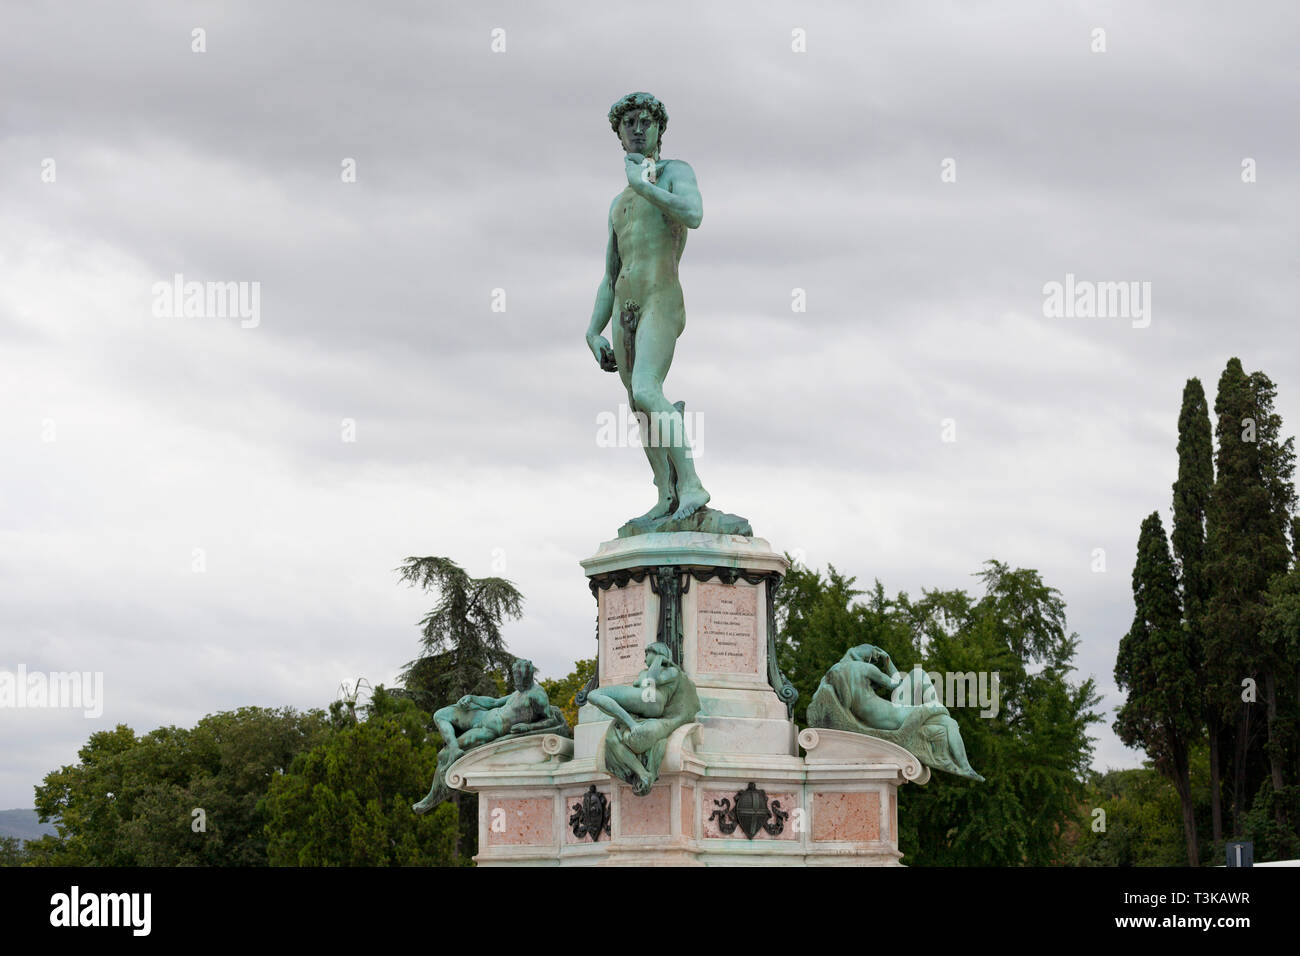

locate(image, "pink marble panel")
[[620, 785, 672, 837], [812, 791, 880, 843], [485, 797, 555, 846], [702, 788, 798, 840], [681, 785, 695, 839]]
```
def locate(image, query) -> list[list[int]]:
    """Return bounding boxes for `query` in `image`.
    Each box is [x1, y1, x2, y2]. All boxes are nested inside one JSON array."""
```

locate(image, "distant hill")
[[0, 809, 57, 844]]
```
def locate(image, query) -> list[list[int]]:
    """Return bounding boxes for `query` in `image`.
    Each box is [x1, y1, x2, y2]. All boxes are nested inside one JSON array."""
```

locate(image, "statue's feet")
[[670, 485, 710, 521], [632, 775, 654, 797], [627, 493, 676, 527]]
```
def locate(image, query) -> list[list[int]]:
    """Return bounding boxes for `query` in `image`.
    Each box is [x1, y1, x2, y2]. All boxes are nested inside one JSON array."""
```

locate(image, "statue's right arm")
[[863, 663, 898, 690], [879, 652, 899, 677], [585, 200, 620, 368]]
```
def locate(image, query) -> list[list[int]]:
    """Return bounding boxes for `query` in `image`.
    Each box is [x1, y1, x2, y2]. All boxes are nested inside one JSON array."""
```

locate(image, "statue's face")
[[618, 108, 660, 157]]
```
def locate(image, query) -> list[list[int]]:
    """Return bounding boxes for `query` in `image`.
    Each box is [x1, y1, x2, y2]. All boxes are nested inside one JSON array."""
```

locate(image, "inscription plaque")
[[696, 582, 759, 675], [601, 583, 649, 684]]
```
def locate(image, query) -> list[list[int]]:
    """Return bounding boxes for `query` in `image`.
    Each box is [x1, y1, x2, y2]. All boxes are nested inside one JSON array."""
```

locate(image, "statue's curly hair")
[[608, 92, 668, 146]]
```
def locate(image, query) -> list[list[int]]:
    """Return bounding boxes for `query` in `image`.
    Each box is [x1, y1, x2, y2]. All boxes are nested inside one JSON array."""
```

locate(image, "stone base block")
[[696, 714, 797, 756], [448, 722, 926, 866]]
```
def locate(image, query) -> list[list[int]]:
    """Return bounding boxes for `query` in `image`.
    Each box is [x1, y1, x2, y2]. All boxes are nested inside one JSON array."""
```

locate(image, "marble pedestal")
[[446, 532, 929, 866]]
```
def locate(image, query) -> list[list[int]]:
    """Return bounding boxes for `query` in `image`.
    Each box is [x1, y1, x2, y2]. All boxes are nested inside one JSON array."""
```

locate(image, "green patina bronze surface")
[[587, 641, 700, 795], [586, 92, 750, 538], [412, 658, 571, 814], [807, 644, 985, 782], [616, 506, 753, 538]]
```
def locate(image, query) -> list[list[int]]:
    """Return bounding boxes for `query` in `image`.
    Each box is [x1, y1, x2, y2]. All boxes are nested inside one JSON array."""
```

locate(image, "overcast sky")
[[2, 0, 1298, 809]]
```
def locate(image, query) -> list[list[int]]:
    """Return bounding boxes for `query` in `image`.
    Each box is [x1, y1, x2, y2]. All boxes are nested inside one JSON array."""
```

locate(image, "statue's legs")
[[940, 716, 984, 779], [587, 684, 665, 730], [627, 297, 710, 521], [456, 727, 497, 749], [415, 707, 511, 813], [416, 706, 476, 814], [433, 706, 473, 759], [412, 749, 452, 814], [614, 301, 676, 522]]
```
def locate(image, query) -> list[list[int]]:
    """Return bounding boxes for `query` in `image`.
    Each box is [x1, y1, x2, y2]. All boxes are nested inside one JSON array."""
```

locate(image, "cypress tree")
[[1206, 358, 1260, 832], [1205, 359, 1296, 831], [1171, 377, 1220, 840], [1115, 512, 1202, 865], [1263, 547, 1300, 817], [1248, 370, 1298, 805]]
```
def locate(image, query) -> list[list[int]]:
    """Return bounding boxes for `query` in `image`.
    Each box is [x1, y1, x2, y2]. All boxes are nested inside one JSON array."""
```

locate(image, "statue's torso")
[[612, 171, 687, 305], [481, 689, 543, 732]]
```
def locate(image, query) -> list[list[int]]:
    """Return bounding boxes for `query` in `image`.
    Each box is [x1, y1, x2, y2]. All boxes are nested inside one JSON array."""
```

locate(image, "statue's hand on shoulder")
[[587, 332, 617, 372]]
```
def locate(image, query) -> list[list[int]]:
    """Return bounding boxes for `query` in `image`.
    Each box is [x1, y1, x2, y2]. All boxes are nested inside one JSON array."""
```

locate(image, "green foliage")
[[1066, 765, 1194, 866], [1067, 745, 1300, 866], [263, 686, 461, 866], [31, 708, 329, 866], [15, 835, 63, 866], [900, 562, 1102, 866], [0, 836, 27, 867], [1263, 567, 1300, 754], [1262, 563, 1300, 822], [777, 558, 1101, 866], [396, 556, 523, 712], [539, 658, 595, 729], [1241, 782, 1300, 861]]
